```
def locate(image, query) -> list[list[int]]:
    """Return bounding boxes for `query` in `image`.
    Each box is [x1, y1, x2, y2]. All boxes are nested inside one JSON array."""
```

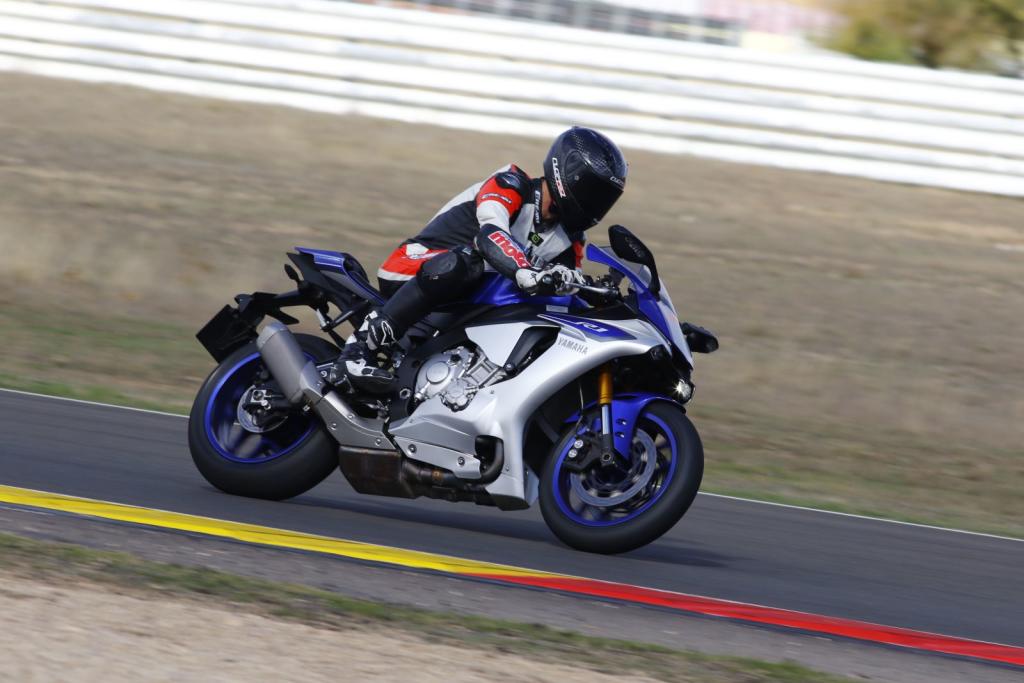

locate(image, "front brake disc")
[[570, 430, 658, 508]]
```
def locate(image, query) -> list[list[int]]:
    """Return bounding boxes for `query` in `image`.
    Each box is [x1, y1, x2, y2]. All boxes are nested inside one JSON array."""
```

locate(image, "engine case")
[[413, 345, 505, 412]]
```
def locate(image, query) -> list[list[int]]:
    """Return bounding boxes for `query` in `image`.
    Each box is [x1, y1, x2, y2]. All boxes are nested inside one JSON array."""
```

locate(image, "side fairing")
[[387, 316, 666, 505], [466, 321, 557, 367]]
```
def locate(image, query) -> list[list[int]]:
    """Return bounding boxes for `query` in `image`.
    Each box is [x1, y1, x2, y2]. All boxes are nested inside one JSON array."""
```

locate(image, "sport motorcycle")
[[189, 225, 718, 553]]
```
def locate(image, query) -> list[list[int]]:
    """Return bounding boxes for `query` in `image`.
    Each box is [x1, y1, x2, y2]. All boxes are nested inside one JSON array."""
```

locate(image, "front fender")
[[568, 394, 684, 457]]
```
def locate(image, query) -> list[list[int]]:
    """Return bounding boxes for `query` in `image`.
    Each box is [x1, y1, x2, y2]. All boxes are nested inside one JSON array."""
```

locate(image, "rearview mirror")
[[608, 225, 660, 296], [681, 322, 719, 354]]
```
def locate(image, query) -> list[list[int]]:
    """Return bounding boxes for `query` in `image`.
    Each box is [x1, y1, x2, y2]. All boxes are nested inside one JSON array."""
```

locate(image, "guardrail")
[[1, 0, 1022, 197], [358, 0, 743, 45]]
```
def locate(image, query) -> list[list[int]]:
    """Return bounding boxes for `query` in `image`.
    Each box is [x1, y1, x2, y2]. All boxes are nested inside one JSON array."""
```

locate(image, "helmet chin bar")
[[557, 192, 594, 233]]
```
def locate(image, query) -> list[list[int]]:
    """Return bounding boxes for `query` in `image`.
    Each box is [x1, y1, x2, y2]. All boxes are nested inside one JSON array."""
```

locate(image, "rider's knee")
[[417, 249, 482, 301]]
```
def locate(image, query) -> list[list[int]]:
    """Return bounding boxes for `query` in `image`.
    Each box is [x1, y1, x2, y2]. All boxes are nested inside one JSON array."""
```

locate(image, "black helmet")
[[543, 127, 627, 232]]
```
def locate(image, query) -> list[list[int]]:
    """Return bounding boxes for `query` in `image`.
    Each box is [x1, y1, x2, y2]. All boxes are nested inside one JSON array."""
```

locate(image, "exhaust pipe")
[[256, 322, 387, 450], [256, 322, 327, 404]]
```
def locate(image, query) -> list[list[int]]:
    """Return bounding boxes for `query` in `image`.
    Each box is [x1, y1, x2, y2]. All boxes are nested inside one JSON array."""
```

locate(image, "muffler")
[[255, 321, 325, 404], [256, 322, 387, 449]]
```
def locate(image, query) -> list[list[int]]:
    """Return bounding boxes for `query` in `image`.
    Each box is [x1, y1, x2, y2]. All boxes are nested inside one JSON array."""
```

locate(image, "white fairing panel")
[[466, 322, 558, 368], [388, 317, 667, 506]]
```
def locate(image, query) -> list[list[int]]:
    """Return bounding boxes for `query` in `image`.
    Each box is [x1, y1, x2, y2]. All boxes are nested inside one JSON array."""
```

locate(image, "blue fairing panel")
[[296, 246, 349, 266], [296, 247, 385, 305], [469, 272, 577, 308]]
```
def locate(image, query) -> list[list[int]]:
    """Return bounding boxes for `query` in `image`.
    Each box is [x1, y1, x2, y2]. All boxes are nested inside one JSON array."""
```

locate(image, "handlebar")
[[537, 269, 620, 299], [573, 283, 620, 297]]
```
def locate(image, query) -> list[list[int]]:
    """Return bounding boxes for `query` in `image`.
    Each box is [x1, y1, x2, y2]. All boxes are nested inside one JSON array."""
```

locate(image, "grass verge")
[[0, 374, 183, 415], [0, 531, 855, 683], [0, 304, 207, 415]]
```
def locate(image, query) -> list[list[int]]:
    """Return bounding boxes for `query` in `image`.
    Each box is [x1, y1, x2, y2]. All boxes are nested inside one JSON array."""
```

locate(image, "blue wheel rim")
[[552, 412, 678, 527], [203, 352, 315, 464]]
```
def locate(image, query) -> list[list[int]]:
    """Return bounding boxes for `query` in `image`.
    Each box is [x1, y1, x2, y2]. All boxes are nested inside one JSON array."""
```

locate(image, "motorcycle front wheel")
[[188, 334, 339, 500], [539, 401, 703, 554]]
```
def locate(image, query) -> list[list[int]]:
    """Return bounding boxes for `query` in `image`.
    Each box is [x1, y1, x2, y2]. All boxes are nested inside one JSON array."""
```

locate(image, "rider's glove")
[[515, 268, 548, 295], [515, 265, 585, 296], [550, 265, 586, 294]]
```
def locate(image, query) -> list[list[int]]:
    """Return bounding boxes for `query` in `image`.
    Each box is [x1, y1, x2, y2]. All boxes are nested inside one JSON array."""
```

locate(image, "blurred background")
[[0, 0, 1021, 536], [358, 0, 1024, 72]]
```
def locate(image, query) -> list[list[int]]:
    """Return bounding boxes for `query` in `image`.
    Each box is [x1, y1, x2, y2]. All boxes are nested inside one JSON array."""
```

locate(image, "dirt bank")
[[0, 574, 663, 683]]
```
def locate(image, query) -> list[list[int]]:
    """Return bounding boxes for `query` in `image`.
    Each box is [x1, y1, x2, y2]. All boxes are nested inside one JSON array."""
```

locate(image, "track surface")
[[2, 390, 1022, 649]]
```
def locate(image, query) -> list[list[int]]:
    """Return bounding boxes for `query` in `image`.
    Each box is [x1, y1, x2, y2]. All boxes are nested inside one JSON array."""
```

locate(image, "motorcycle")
[[189, 225, 718, 554]]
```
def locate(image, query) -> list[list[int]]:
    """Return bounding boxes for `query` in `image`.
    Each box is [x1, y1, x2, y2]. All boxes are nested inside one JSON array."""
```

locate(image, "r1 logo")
[[538, 313, 633, 340]]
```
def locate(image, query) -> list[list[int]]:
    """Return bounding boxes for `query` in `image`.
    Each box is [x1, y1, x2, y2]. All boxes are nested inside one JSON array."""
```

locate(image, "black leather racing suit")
[[371, 164, 586, 337]]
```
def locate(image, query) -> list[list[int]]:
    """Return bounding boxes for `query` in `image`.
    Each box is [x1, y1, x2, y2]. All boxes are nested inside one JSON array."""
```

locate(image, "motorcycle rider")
[[331, 126, 628, 392]]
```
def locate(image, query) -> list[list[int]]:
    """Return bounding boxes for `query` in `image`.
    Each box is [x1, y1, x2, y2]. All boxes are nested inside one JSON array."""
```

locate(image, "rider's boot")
[[329, 311, 398, 393], [329, 252, 475, 393]]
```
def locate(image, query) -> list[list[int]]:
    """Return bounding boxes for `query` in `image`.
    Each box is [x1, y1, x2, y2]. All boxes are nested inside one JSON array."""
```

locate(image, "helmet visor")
[[569, 170, 623, 228]]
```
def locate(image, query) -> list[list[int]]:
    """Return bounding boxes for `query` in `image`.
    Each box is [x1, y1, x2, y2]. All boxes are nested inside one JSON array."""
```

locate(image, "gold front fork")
[[598, 363, 614, 406], [597, 363, 615, 461]]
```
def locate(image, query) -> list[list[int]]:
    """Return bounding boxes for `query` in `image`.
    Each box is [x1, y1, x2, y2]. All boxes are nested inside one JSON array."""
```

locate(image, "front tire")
[[539, 401, 703, 554], [188, 334, 339, 500]]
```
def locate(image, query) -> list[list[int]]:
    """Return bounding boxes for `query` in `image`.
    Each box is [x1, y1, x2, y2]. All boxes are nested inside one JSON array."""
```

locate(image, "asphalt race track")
[[2, 389, 1022, 652]]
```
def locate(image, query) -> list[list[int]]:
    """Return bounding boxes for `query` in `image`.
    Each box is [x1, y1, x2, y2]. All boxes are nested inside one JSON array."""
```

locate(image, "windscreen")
[[588, 244, 693, 367], [590, 245, 654, 290]]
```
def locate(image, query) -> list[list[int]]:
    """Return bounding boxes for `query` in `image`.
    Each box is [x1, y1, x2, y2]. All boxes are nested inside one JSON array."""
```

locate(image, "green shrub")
[[979, 0, 1024, 64], [826, 0, 1023, 73]]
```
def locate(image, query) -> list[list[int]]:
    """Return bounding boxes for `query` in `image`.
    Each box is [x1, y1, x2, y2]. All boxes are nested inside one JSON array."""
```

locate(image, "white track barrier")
[[1, 0, 1022, 197]]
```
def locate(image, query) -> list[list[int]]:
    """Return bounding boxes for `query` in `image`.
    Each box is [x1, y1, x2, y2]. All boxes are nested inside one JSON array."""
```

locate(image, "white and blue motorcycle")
[[189, 225, 717, 553]]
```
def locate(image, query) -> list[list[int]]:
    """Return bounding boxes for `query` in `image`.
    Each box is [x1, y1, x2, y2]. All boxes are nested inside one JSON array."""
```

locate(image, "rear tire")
[[539, 401, 703, 554], [188, 334, 339, 500]]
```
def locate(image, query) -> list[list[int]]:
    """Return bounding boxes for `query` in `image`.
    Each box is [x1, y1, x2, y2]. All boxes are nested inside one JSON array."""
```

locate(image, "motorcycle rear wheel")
[[539, 401, 703, 554], [188, 334, 339, 500]]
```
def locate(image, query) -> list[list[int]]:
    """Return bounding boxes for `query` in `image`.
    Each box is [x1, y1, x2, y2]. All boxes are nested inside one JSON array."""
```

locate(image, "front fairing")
[[459, 246, 693, 369], [586, 244, 694, 368]]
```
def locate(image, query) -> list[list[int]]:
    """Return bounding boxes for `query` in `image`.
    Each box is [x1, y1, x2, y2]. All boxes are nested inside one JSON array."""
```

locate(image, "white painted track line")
[[0, 387, 188, 419], [698, 492, 1022, 543]]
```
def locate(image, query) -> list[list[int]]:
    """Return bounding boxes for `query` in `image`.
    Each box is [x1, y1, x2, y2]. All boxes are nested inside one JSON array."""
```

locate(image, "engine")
[[412, 345, 505, 412]]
